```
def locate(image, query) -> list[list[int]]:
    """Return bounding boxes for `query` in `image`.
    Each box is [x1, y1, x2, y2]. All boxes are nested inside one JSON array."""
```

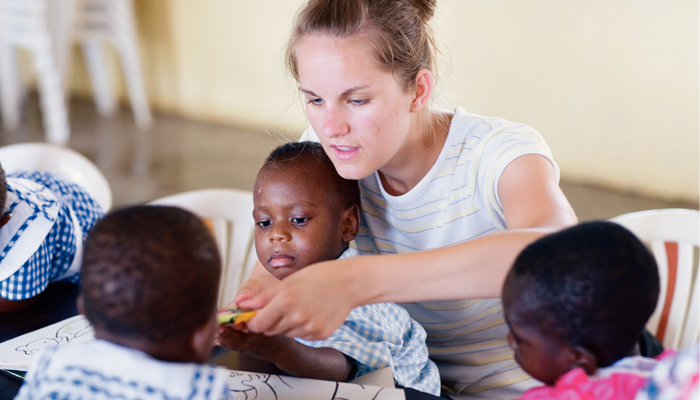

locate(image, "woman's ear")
[[570, 345, 598, 375], [410, 69, 434, 113], [341, 204, 361, 243]]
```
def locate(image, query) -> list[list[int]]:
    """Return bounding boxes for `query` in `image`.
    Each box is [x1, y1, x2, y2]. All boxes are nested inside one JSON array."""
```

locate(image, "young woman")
[[228, 0, 577, 398]]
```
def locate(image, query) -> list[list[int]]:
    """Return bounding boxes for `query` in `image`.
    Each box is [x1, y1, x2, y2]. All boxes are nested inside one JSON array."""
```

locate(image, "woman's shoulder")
[[450, 107, 542, 140]]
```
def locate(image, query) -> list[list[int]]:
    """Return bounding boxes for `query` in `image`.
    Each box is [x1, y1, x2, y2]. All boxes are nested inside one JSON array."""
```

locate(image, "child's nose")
[[269, 224, 291, 242]]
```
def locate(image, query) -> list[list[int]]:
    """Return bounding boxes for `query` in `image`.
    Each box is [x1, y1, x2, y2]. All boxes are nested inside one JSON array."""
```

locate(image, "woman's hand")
[[232, 273, 280, 307], [238, 257, 360, 340]]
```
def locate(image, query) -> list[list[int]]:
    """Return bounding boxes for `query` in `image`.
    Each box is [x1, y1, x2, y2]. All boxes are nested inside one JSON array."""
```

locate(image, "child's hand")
[[215, 323, 292, 364]]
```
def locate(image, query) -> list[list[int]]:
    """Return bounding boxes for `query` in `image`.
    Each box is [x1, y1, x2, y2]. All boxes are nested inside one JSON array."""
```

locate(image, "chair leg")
[[33, 35, 70, 144], [114, 0, 152, 130], [0, 44, 22, 131], [82, 40, 118, 117]]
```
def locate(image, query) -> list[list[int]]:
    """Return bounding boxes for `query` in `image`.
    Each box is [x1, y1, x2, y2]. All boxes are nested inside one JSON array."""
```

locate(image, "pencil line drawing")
[[225, 370, 398, 400], [14, 318, 95, 356]]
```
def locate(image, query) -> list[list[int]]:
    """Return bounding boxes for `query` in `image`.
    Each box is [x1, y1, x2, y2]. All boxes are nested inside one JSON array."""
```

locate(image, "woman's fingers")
[[245, 261, 355, 339]]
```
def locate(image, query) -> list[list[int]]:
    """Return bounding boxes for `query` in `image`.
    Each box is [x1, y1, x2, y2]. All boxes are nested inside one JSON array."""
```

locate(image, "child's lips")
[[268, 253, 296, 268]]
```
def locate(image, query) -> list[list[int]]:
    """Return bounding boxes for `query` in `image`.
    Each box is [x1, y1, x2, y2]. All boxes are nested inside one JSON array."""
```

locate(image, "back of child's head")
[[81, 205, 221, 345], [503, 221, 659, 367], [260, 141, 360, 210]]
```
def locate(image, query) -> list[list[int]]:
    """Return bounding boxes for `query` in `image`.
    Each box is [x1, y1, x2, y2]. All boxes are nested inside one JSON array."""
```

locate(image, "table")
[[0, 282, 80, 399], [0, 283, 446, 400]]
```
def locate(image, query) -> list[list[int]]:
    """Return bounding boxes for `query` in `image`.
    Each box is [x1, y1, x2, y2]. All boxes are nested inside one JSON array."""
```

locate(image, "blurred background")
[[1, 0, 698, 219]]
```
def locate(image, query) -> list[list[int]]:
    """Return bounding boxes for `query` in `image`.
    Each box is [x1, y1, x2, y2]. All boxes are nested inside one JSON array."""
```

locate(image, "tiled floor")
[[1, 95, 697, 220]]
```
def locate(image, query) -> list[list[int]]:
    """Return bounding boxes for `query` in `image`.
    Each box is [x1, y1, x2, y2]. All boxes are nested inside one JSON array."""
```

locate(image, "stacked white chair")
[[0, 0, 70, 144], [71, 0, 152, 129], [0, 0, 151, 145], [611, 208, 700, 349]]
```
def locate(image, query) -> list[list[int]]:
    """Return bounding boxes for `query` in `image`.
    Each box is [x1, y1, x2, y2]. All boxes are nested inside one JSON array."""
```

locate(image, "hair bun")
[[412, 0, 436, 20]]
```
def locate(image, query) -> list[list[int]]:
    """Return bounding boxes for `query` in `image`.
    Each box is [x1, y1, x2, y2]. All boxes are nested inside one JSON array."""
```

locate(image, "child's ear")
[[0, 213, 11, 228], [190, 317, 217, 363], [570, 345, 598, 375], [341, 204, 361, 242], [76, 294, 85, 316]]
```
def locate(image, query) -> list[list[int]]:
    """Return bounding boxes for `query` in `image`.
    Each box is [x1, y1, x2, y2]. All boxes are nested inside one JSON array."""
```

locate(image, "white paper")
[[0, 315, 94, 370], [225, 370, 405, 400], [1, 315, 406, 399]]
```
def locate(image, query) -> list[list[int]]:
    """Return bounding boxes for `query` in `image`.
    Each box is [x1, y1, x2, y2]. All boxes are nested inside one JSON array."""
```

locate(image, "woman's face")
[[295, 34, 418, 180]]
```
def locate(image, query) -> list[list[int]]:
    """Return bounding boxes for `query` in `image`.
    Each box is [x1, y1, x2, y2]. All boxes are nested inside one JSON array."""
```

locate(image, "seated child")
[[0, 164, 104, 312], [502, 220, 664, 400], [15, 205, 229, 400], [217, 141, 441, 396]]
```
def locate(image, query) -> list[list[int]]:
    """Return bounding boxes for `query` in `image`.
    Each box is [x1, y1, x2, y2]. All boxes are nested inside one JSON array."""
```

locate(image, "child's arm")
[[216, 324, 355, 382], [0, 296, 39, 313]]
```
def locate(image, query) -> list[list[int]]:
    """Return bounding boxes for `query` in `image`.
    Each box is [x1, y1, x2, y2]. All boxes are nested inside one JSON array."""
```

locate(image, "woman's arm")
[[241, 154, 577, 339]]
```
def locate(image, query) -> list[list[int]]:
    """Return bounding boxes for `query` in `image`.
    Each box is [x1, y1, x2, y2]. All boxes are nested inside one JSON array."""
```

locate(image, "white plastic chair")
[[0, 0, 70, 144], [0, 0, 151, 145], [0, 142, 112, 211], [69, 0, 152, 129], [149, 189, 258, 309], [610, 208, 700, 349]]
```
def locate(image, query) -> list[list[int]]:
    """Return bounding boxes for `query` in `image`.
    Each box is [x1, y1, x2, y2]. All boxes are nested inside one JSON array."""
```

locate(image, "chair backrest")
[[149, 189, 257, 309], [0, 142, 113, 211], [610, 208, 700, 349]]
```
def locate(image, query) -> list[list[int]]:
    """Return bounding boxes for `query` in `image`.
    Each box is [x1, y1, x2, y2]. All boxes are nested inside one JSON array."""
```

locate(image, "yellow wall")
[[68, 0, 699, 202]]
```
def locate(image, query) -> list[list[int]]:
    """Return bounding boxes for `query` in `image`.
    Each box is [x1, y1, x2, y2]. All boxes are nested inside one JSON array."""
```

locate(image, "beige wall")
[[68, 0, 699, 203]]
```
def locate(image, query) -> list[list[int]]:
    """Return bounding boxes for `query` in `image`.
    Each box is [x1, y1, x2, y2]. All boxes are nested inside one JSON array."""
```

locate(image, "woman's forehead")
[[296, 35, 394, 91]]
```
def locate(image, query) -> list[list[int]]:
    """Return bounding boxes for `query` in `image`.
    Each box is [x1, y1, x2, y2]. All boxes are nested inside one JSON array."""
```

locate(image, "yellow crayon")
[[216, 308, 257, 325]]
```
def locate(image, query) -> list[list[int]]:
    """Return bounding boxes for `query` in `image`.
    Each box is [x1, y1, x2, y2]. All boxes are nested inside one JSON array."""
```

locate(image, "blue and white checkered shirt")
[[0, 171, 103, 300], [297, 248, 441, 396]]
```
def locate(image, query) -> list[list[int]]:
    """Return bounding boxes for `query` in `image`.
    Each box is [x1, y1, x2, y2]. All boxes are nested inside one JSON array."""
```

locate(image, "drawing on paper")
[[14, 318, 94, 355], [224, 370, 398, 400]]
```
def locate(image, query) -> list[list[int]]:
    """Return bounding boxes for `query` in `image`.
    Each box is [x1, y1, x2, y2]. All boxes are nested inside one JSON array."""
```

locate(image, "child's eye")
[[256, 220, 271, 228], [291, 217, 309, 225]]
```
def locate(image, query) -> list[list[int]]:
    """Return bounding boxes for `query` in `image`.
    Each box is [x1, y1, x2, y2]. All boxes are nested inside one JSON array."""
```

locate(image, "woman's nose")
[[321, 108, 349, 138]]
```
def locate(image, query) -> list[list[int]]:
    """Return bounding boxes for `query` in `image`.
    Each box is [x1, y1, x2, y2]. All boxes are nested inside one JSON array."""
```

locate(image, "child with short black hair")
[[217, 141, 441, 397], [502, 221, 664, 399], [15, 205, 229, 400], [0, 164, 104, 312]]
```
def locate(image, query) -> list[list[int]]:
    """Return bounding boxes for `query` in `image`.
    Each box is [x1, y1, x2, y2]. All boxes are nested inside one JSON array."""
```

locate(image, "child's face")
[[503, 289, 575, 386], [253, 164, 354, 280]]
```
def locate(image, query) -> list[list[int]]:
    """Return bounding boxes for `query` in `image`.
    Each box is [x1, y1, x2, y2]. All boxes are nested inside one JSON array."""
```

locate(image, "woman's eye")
[[256, 220, 271, 228], [308, 98, 324, 105], [292, 217, 309, 225], [349, 99, 368, 106]]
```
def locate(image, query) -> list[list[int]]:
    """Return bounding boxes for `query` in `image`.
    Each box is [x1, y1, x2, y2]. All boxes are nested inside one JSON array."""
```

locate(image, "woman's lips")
[[268, 253, 296, 268], [331, 145, 360, 161]]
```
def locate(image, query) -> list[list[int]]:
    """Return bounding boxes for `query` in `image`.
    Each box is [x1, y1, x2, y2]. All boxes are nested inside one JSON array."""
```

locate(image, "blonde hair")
[[285, 0, 439, 92]]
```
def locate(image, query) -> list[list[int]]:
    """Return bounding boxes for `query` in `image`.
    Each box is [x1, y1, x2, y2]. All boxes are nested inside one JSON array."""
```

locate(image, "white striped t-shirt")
[[302, 107, 559, 398]]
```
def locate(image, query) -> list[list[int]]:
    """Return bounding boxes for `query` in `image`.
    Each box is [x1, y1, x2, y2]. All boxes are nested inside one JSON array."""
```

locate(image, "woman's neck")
[[378, 110, 452, 196]]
